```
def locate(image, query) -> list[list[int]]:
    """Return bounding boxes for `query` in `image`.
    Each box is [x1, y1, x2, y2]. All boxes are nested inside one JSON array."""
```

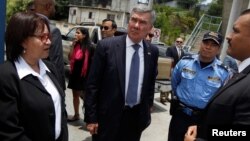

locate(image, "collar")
[[14, 57, 50, 79], [193, 55, 221, 69], [126, 35, 143, 48], [238, 57, 250, 73]]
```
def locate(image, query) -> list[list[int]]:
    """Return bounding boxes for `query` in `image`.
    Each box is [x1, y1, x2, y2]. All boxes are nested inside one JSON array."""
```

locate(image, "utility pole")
[[0, 0, 6, 63], [220, 0, 243, 61]]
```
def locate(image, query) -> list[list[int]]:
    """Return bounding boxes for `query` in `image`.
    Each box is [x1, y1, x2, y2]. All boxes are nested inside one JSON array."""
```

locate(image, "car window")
[[91, 28, 98, 44], [65, 27, 93, 41]]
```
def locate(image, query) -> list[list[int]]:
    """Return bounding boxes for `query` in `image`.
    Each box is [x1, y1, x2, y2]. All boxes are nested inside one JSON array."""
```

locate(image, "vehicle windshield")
[[65, 27, 93, 41]]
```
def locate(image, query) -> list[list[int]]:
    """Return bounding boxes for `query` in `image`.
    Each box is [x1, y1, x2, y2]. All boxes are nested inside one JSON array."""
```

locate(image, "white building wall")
[[68, 0, 153, 27]]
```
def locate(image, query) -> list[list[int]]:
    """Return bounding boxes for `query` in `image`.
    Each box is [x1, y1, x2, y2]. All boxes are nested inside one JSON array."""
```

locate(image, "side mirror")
[[61, 35, 68, 40]]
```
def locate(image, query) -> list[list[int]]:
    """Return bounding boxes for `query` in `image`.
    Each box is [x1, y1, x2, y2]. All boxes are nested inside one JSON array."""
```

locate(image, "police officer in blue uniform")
[[168, 31, 231, 141]]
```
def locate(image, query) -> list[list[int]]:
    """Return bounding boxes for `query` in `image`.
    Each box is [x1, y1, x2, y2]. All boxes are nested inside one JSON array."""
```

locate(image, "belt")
[[177, 102, 203, 117]]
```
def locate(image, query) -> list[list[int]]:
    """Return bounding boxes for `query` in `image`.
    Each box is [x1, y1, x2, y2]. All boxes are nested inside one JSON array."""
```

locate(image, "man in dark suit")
[[34, 0, 66, 90], [101, 18, 117, 39], [84, 6, 159, 141], [165, 37, 185, 67], [185, 9, 250, 141]]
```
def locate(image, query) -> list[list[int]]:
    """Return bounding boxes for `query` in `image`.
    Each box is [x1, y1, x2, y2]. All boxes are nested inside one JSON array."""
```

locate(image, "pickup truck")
[[62, 25, 127, 65], [61, 25, 102, 65]]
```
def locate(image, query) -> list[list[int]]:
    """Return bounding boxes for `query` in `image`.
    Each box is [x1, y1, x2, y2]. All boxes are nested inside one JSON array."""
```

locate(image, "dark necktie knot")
[[132, 44, 140, 52]]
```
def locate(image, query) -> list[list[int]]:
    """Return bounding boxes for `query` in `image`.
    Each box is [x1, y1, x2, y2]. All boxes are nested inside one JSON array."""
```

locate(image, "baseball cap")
[[202, 31, 223, 46]]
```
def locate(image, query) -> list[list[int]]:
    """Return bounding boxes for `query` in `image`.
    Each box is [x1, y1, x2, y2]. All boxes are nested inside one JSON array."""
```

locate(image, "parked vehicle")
[[62, 25, 102, 65], [152, 41, 168, 57], [62, 25, 127, 65]]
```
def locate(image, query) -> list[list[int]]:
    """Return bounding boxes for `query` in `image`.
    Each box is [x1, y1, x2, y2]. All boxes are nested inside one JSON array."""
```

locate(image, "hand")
[[86, 123, 99, 135], [184, 125, 197, 141]]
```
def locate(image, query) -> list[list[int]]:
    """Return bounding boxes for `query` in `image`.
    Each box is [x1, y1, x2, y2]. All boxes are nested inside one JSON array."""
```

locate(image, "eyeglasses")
[[147, 33, 154, 38], [100, 26, 110, 31], [176, 41, 183, 43], [32, 33, 51, 42]]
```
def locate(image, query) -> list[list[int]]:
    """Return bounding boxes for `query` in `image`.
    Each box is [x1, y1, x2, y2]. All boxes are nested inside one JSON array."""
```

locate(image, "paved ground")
[[65, 80, 172, 141]]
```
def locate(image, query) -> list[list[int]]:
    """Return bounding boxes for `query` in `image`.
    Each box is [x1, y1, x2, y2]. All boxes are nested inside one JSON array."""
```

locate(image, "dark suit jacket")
[[198, 65, 250, 139], [0, 60, 68, 141], [84, 35, 159, 140], [47, 24, 66, 90], [165, 46, 184, 67]]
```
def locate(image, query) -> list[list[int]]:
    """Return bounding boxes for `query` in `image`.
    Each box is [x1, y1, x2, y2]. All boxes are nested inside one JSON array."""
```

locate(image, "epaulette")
[[218, 63, 229, 72], [181, 55, 194, 60]]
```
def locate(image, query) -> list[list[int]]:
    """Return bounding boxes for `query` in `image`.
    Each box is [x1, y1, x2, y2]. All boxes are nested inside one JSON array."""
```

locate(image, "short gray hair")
[[130, 6, 156, 25]]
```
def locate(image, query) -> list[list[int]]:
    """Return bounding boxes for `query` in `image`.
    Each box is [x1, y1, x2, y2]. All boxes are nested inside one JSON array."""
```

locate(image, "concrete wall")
[[221, 0, 250, 36]]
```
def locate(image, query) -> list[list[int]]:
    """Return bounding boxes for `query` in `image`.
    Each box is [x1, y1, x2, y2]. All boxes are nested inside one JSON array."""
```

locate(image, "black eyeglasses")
[[100, 26, 110, 30], [148, 33, 154, 38], [176, 41, 183, 43]]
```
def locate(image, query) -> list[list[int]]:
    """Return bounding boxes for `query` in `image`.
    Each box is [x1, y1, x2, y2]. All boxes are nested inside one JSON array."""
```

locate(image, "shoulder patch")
[[181, 55, 193, 60], [218, 64, 229, 72]]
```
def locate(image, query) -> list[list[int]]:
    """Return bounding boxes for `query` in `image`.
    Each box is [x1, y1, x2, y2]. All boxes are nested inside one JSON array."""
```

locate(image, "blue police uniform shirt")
[[171, 54, 231, 109]]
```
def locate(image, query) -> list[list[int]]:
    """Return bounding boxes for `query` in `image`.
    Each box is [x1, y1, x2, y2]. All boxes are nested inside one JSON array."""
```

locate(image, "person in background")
[[166, 37, 185, 68], [84, 6, 158, 141], [185, 9, 250, 141], [0, 12, 68, 141], [101, 19, 117, 39], [145, 27, 155, 43], [34, 0, 66, 90], [168, 31, 230, 141], [67, 27, 95, 121]]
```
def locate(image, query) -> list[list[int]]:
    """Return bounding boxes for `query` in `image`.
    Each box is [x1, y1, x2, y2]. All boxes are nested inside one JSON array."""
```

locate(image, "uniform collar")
[[194, 55, 221, 69]]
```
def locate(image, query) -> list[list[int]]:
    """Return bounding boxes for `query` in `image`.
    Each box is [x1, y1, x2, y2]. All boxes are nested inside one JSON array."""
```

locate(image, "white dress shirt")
[[238, 57, 250, 73]]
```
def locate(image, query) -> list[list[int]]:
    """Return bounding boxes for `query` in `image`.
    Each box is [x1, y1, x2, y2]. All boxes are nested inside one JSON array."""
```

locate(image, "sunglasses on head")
[[148, 33, 154, 38], [100, 26, 110, 30], [176, 41, 183, 43]]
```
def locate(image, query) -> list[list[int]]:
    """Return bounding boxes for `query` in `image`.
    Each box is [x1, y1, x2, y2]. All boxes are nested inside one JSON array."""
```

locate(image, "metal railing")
[[185, 14, 222, 53]]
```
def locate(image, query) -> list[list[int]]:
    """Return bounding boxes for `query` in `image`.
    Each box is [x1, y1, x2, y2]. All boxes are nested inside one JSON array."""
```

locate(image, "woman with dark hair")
[[0, 12, 68, 141], [67, 27, 95, 121]]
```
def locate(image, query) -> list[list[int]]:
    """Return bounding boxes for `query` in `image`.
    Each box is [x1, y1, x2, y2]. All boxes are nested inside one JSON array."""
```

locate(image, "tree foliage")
[[6, 0, 69, 22], [54, 0, 69, 20], [176, 0, 198, 9], [206, 0, 223, 17], [153, 0, 173, 3], [6, 0, 31, 22], [153, 4, 196, 45]]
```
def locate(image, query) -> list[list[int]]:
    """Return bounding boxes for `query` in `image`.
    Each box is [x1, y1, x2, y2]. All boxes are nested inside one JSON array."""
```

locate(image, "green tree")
[[54, 0, 69, 20], [6, 0, 31, 22], [153, 4, 196, 45], [206, 0, 223, 16], [176, 0, 198, 9], [6, 0, 69, 21]]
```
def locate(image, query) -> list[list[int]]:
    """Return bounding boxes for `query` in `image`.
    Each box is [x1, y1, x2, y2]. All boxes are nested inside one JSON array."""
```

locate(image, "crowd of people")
[[1, 0, 250, 141]]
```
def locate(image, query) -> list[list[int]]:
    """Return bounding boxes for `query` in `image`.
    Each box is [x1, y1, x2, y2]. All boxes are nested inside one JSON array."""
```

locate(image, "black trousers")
[[92, 105, 143, 141], [116, 105, 142, 141], [168, 110, 202, 141]]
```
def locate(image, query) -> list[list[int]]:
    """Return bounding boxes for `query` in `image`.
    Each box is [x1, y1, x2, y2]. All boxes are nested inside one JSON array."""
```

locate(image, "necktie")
[[126, 44, 140, 107]]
